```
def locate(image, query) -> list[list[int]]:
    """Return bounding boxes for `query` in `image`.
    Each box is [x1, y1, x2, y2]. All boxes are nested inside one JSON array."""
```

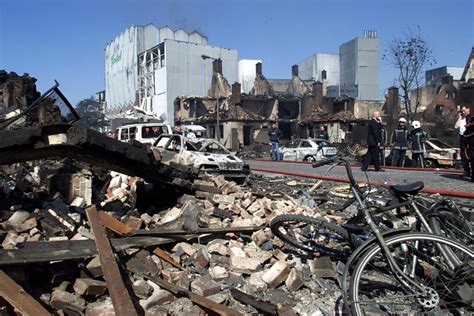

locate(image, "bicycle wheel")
[[348, 232, 474, 315], [270, 214, 350, 257], [426, 207, 473, 247]]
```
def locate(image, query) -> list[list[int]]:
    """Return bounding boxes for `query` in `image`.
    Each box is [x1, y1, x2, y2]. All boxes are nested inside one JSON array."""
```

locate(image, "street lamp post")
[[201, 54, 221, 141]]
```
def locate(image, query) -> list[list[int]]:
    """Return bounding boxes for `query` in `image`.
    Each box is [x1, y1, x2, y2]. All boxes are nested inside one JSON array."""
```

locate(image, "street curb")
[[244, 158, 464, 174]]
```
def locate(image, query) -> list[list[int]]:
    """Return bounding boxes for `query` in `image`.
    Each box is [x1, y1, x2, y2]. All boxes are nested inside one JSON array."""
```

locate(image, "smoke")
[[165, 0, 204, 33]]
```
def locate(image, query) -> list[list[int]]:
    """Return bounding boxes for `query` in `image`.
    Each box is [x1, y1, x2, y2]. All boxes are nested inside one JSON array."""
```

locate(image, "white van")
[[114, 123, 172, 145], [182, 125, 207, 139]]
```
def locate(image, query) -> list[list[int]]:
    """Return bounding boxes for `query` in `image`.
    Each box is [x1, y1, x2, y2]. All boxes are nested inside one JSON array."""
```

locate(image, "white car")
[[280, 138, 338, 162], [152, 134, 250, 182], [115, 123, 172, 145]]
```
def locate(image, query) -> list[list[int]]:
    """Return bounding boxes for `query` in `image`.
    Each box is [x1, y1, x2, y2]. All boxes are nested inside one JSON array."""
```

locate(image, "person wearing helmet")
[[408, 120, 428, 168], [390, 117, 409, 167]]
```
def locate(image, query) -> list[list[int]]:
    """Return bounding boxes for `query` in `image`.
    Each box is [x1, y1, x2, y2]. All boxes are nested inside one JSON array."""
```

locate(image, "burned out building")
[[175, 62, 367, 149]]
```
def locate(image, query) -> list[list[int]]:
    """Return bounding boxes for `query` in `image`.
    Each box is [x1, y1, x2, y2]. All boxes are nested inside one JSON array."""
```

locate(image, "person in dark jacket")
[[268, 121, 283, 160], [408, 120, 428, 168], [456, 105, 471, 178], [462, 116, 474, 182], [362, 111, 383, 171], [390, 117, 409, 167]]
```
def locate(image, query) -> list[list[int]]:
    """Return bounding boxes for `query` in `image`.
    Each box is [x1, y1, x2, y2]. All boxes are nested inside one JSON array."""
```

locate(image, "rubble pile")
[[303, 109, 356, 123], [0, 160, 354, 315]]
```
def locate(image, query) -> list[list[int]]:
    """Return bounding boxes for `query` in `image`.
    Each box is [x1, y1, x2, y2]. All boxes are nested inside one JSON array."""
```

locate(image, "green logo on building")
[[111, 45, 122, 66]]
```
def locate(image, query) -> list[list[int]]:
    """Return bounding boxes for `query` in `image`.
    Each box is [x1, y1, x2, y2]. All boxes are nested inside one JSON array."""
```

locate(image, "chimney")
[[442, 75, 453, 86], [256, 62, 262, 76], [212, 59, 223, 75], [231, 82, 241, 105], [292, 65, 299, 77], [312, 82, 323, 100], [321, 70, 327, 81], [387, 86, 400, 119]]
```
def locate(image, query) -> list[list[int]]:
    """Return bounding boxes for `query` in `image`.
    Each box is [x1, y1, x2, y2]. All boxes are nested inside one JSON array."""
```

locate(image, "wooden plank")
[[99, 211, 183, 270], [86, 205, 137, 316], [230, 288, 277, 315], [0, 237, 177, 265], [128, 266, 242, 316], [126, 226, 264, 237], [98, 211, 133, 235], [0, 270, 50, 316]]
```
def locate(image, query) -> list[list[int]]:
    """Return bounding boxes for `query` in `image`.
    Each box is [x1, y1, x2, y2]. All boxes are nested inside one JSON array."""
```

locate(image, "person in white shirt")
[[455, 105, 471, 177]]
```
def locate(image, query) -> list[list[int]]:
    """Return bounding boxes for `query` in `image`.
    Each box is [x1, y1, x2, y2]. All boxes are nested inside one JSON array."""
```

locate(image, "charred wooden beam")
[[86, 205, 137, 316], [128, 265, 242, 316], [0, 124, 194, 186], [126, 226, 264, 237], [99, 211, 184, 270], [230, 288, 277, 315], [0, 237, 177, 265], [0, 270, 50, 316]]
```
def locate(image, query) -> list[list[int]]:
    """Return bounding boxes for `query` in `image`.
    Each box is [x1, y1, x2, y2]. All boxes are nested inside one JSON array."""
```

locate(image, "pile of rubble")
[[303, 109, 356, 123], [0, 160, 350, 315]]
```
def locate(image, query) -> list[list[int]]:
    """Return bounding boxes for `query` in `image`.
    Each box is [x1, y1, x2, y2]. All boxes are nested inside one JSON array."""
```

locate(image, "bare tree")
[[383, 27, 436, 121]]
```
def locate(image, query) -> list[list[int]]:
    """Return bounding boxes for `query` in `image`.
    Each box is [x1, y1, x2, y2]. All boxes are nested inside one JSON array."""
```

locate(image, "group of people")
[[389, 116, 428, 168]]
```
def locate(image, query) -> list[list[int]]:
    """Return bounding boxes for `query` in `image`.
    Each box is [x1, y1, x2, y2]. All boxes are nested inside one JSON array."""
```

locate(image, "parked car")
[[385, 138, 460, 168], [280, 138, 338, 162], [182, 125, 208, 139], [114, 123, 172, 145], [152, 134, 250, 182]]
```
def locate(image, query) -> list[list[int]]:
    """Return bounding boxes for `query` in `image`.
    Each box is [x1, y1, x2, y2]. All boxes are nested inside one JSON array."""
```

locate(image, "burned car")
[[152, 134, 250, 182], [385, 138, 461, 168], [280, 138, 338, 162]]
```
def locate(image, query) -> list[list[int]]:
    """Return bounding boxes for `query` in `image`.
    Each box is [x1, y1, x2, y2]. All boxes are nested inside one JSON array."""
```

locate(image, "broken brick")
[[73, 278, 107, 296], [285, 268, 304, 292], [190, 274, 221, 297], [262, 261, 291, 288]]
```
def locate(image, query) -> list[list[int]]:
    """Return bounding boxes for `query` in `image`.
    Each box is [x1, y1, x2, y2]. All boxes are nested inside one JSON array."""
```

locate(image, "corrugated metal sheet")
[[164, 40, 238, 123], [298, 53, 340, 86], [137, 24, 159, 54], [159, 26, 174, 41], [105, 26, 138, 113]]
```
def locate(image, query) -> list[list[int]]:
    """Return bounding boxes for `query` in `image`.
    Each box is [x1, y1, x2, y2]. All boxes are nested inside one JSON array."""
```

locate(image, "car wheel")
[[423, 159, 437, 168], [304, 155, 316, 162]]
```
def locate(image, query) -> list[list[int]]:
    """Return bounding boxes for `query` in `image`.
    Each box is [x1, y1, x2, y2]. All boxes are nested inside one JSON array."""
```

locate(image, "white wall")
[[238, 59, 261, 93]]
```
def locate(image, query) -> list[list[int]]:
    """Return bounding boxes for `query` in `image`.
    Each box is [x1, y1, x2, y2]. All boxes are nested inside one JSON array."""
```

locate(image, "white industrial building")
[[296, 31, 380, 101], [238, 59, 262, 93], [339, 30, 380, 100], [297, 53, 340, 86], [105, 24, 238, 123]]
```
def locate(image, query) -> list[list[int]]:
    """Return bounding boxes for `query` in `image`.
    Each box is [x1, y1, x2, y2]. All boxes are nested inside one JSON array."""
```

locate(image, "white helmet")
[[411, 120, 421, 129], [399, 117, 407, 123]]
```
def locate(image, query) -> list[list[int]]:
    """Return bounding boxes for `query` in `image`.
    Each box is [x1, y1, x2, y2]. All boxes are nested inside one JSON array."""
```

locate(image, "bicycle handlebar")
[[312, 156, 358, 187]]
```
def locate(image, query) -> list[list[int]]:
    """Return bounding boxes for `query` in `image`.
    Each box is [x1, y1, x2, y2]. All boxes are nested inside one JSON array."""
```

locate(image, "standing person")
[[462, 116, 474, 182], [379, 124, 387, 166], [390, 118, 409, 167], [362, 111, 383, 172], [268, 121, 283, 161], [319, 126, 329, 142], [455, 105, 471, 178], [409, 120, 428, 168]]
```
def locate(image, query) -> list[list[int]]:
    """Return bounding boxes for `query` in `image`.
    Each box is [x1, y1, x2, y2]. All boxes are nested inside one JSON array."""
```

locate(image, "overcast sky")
[[1, 0, 473, 105]]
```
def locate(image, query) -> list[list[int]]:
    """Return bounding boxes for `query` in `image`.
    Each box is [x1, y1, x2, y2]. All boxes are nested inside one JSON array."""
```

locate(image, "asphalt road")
[[245, 159, 474, 195]]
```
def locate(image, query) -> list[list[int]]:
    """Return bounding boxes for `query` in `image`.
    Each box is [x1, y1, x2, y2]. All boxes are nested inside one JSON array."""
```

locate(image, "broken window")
[[121, 128, 129, 140], [300, 141, 312, 148], [129, 127, 137, 140], [434, 105, 444, 117]]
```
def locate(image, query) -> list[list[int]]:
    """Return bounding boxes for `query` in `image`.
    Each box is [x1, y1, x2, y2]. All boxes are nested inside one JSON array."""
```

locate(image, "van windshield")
[[142, 126, 165, 138]]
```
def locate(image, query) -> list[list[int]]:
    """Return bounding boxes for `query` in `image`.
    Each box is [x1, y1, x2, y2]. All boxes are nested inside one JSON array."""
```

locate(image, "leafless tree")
[[383, 27, 436, 121]]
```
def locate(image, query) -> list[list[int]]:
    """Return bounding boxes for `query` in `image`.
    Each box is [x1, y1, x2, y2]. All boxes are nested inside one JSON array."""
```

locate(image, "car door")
[[282, 140, 297, 161], [297, 139, 316, 161]]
